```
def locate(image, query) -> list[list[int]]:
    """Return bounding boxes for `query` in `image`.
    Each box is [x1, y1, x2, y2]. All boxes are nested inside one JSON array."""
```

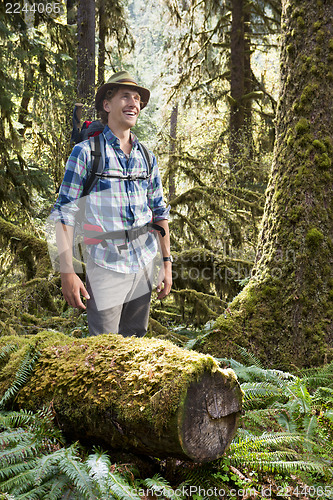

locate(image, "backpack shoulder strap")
[[138, 142, 153, 177], [82, 134, 105, 197]]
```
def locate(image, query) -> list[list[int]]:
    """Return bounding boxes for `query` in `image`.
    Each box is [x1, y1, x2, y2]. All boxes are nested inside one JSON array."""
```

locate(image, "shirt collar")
[[103, 125, 139, 148]]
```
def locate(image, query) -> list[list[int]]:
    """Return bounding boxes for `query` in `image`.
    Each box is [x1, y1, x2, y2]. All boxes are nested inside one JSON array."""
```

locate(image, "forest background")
[[0, 0, 332, 498]]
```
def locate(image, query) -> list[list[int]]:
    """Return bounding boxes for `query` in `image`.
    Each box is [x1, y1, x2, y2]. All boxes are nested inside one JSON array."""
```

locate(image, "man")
[[52, 71, 172, 336]]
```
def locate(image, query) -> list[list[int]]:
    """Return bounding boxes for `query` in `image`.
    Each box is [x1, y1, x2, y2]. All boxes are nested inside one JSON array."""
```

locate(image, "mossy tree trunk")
[[200, 0, 333, 369], [0, 333, 242, 463]]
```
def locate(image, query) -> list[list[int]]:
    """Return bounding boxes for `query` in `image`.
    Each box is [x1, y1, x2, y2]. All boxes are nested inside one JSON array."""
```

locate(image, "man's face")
[[103, 88, 141, 132]]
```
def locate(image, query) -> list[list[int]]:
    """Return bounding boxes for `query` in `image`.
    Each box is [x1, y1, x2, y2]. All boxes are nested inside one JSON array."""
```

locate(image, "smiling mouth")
[[123, 110, 137, 117]]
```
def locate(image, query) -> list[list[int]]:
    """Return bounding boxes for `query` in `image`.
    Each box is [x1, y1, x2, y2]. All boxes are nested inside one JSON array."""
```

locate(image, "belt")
[[83, 223, 165, 248]]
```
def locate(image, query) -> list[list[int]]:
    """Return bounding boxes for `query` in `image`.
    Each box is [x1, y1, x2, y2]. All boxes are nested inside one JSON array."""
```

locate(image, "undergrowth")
[[0, 346, 332, 499]]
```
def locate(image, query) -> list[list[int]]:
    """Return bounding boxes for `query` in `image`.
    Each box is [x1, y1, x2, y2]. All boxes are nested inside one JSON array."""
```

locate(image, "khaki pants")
[[85, 258, 153, 337]]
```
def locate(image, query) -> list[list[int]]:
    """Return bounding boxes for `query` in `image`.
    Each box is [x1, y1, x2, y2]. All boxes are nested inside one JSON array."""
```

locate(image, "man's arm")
[[155, 219, 172, 300], [56, 222, 90, 309]]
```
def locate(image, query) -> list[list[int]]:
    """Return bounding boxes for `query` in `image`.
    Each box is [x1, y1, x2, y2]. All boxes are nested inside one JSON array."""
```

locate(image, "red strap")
[[83, 224, 103, 245]]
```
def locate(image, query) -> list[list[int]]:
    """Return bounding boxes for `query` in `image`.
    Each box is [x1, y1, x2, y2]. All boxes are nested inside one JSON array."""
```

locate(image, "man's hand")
[[60, 272, 90, 309], [156, 262, 172, 300]]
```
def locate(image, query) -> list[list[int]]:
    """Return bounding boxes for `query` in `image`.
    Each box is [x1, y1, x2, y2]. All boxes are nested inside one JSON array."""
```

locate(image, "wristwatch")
[[163, 256, 173, 263]]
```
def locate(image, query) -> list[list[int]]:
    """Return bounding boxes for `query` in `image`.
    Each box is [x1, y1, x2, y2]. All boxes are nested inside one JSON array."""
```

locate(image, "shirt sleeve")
[[147, 153, 170, 221], [50, 143, 90, 226]]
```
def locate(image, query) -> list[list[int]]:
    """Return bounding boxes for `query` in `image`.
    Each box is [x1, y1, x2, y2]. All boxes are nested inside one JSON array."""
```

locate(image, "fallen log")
[[0, 332, 242, 462]]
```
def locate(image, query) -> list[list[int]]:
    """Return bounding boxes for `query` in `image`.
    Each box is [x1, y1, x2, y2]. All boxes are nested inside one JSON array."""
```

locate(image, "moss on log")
[[0, 332, 242, 462]]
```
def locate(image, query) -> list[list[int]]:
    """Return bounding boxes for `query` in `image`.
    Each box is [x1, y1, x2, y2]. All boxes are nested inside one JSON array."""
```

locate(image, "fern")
[[56, 446, 97, 500], [102, 471, 141, 500], [0, 344, 18, 365], [0, 347, 40, 410], [141, 474, 184, 499]]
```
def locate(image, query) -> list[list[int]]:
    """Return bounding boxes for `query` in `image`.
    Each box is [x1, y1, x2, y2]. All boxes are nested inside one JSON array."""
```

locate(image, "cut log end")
[[180, 370, 241, 462]]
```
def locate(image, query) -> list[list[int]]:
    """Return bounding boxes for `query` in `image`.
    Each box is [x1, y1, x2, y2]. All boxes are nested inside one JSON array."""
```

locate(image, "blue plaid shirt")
[[51, 126, 170, 273]]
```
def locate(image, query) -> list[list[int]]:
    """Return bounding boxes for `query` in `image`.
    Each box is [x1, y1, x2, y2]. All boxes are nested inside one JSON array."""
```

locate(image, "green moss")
[[289, 206, 303, 222], [0, 332, 239, 434], [286, 44, 294, 55], [316, 30, 325, 44], [313, 21, 322, 30], [329, 39, 333, 51], [312, 139, 327, 152], [295, 118, 310, 135], [297, 17, 305, 28], [323, 136, 333, 152], [315, 153, 331, 169], [306, 228, 324, 250]]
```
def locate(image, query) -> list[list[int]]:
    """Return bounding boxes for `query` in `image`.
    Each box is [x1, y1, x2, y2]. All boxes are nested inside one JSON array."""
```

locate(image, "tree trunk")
[[200, 0, 333, 368], [168, 103, 178, 201], [77, 0, 95, 117], [1, 333, 242, 463], [97, 0, 106, 86], [67, 0, 76, 25], [18, 68, 35, 136], [229, 0, 245, 169], [243, 4, 254, 160]]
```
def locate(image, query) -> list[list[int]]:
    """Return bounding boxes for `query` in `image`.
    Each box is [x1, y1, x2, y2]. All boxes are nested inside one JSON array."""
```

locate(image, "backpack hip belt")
[[83, 222, 165, 248]]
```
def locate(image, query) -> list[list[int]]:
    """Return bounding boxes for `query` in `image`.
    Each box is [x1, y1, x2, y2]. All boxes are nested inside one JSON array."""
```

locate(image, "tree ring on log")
[[179, 370, 241, 462]]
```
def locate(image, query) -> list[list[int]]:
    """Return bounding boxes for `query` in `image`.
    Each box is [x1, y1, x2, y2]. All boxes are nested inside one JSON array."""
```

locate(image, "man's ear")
[[103, 99, 111, 112]]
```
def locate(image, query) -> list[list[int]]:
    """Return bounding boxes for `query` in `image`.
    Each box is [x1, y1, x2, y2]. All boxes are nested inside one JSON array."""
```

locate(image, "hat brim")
[[95, 82, 150, 111]]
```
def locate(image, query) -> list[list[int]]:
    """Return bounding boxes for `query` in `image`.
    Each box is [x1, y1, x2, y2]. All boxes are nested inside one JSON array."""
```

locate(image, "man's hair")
[[98, 86, 120, 124]]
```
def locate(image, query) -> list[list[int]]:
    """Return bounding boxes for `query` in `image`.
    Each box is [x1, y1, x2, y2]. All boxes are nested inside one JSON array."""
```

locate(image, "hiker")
[[51, 71, 172, 337]]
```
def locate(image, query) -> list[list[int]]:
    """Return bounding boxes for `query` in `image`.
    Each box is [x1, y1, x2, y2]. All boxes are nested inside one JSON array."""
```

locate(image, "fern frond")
[[277, 413, 297, 433], [0, 348, 40, 410], [0, 435, 38, 465], [230, 457, 327, 474], [303, 415, 318, 445], [230, 431, 307, 452], [142, 474, 183, 500], [0, 428, 31, 449], [57, 445, 97, 499], [0, 459, 37, 482], [243, 408, 282, 430], [312, 386, 333, 405], [0, 460, 38, 496], [86, 449, 111, 481], [0, 344, 18, 364], [241, 382, 283, 409], [0, 410, 35, 430], [105, 472, 142, 500], [237, 345, 264, 368], [46, 475, 73, 500]]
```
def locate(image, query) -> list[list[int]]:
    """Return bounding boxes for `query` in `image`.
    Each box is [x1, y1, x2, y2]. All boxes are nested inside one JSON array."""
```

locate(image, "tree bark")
[[168, 103, 178, 201], [1, 333, 242, 463], [67, 0, 76, 25], [229, 0, 245, 169], [200, 0, 333, 368], [97, 0, 106, 86], [77, 0, 95, 116]]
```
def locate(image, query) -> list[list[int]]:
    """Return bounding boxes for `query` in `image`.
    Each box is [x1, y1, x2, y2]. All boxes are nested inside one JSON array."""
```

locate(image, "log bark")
[[0, 332, 242, 463]]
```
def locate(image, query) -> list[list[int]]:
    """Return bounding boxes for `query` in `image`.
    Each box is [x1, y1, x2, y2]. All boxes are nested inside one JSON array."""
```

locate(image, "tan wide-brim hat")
[[95, 71, 150, 111]]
